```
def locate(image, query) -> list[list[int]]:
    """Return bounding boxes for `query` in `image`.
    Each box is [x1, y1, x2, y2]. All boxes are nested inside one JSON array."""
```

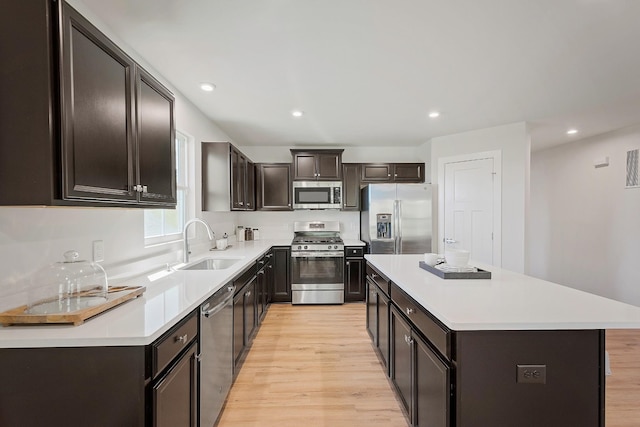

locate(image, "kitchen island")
[[365, 254, 640, 427]]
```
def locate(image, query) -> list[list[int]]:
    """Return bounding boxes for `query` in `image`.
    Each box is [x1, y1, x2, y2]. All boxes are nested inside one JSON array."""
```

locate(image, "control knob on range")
[[334, 245, 338, 249], [327, 245, 331, 250], [304, 245, 308, 250], [297, 245, 302, 250]]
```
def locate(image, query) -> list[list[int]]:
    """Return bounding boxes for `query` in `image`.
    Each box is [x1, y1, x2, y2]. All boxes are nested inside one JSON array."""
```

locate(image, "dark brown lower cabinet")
[[366, 279, 377, 340], [233, 290, 244, 368], [271, 247, 291, 302], [391, 305, 413, 417], [391, 305, 450, 427], [152, 341, 198, 427], [345, 256, 365, 301], [414, 331, 450, 427], [377, 289, 390, 371], [0, 346, 146, 427], [243, 277, 257, 344]]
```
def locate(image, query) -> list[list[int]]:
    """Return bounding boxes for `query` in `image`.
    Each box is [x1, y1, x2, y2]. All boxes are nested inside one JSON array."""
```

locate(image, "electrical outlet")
[[517, 364, 546, 384], [92, 240, 104, 262]]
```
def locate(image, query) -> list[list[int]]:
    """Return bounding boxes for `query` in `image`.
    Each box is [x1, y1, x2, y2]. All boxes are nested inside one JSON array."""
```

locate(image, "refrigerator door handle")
[[397, 200, 402, 253]]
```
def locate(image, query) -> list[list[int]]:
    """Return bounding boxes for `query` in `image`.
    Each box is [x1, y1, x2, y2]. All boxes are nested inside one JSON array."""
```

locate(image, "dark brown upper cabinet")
[[202, 142, 255, 211], [136, 68, 177, 206], [256, 163, 292, 211], [341, 163, 361, 211], [0, 0, 176, 208], [291, 150, 343, 181], [361, 163, 425, 183]]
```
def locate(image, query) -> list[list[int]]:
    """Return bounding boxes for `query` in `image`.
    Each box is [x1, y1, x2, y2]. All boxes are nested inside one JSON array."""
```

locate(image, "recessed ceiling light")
[[428, 111, 440, 118], [200, 82, 216, 92], [567, 129, 578, 135], [291, 110, 304, 118]]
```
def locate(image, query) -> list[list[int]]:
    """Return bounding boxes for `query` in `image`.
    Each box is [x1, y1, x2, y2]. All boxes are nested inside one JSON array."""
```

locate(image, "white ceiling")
[[76, 0, 640, 150]]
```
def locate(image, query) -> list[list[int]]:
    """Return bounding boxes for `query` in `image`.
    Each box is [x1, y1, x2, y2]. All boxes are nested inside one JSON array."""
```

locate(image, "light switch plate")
[[92, 240, 104, 262]]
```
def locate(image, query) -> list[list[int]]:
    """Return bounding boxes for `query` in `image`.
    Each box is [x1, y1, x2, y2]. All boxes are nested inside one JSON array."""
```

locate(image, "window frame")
[[143, 131, 192, 246]]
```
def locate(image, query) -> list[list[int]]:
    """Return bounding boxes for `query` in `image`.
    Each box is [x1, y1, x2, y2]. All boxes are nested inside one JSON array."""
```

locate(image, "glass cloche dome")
[[27, 250, 108, 314]]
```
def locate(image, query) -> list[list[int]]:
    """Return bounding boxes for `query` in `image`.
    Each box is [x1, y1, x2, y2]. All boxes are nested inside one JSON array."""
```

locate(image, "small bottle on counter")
[[237, 226, 245, 242], [222, 233, 228, 247], [245, 227, 253, 241], [252, 228, 260, 240]]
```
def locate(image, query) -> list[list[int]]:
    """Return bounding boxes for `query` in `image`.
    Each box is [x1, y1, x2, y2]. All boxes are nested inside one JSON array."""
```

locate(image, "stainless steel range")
[[291, 221, 344, 304]]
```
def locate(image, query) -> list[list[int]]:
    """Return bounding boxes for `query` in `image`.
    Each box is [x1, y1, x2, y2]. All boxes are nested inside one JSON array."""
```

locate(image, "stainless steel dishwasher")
[[199, 284, 235, 427]]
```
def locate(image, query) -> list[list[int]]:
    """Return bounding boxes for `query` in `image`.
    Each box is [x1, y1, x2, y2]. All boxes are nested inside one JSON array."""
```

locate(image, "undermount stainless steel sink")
[[183, 258, 242, 271]]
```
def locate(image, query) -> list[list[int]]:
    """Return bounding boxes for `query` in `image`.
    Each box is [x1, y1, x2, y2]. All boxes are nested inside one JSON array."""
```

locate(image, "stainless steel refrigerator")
[[360, 183, 433, 254]]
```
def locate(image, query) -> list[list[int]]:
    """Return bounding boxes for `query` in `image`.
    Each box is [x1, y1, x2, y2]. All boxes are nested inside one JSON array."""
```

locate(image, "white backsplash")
[[236, 210, 360, 240]]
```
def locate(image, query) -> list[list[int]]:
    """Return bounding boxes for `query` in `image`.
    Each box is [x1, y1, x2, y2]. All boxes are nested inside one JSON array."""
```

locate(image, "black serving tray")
[[419, 261, 492, 279]]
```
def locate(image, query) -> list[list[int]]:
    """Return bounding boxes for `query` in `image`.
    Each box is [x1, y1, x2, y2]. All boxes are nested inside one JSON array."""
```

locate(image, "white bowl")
[[423, 253, 439, 266], [445, 249, 470, 267]]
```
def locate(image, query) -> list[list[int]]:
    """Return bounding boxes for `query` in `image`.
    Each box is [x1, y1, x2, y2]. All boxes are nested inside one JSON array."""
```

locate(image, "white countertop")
[[0, 240, 291, 348], [366, 254, 640, 331]]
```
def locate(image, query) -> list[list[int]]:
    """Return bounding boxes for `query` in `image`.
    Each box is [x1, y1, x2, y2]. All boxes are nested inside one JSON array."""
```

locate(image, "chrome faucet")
[[183, 218, 215, 263]]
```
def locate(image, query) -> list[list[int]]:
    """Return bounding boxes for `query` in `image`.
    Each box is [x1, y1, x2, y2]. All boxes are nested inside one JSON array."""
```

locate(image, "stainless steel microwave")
[[292, 181, 342, 209]]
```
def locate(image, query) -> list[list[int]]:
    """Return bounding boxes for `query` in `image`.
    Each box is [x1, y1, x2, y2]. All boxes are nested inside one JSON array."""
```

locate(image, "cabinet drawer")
[[391, 282, 451, 360], [345, 247, 364, 257], [366, 264, 390, 297], [153, 313, 198, 377]]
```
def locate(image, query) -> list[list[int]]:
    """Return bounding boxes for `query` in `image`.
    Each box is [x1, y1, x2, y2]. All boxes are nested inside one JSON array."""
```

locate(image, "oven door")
[[291, 251, 344, 285]]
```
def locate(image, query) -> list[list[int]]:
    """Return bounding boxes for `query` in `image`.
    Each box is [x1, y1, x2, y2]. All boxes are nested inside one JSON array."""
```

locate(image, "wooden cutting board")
[[0, 286, 145, 326]]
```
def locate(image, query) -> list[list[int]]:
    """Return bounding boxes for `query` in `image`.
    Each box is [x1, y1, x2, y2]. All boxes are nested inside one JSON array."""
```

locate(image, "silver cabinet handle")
[[142, 185, 148, 193], [404, 334, 413, 346], [258, 270, 265, 275], [444, 238, 457, 244], [175, 334, 188, 344], [346, 261, 350, 266], [239, 202, 244, 206], [371, 273, 377, 279], [406, 307, 415, 315], [246, 291, 251, 297]]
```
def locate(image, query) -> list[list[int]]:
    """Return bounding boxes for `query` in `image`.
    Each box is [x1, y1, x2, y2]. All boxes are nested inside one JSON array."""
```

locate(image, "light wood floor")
[[217, 304, 640, 427]]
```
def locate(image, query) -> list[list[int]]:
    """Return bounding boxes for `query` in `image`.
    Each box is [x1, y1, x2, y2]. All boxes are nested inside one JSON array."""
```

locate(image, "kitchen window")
[[144, 131, 190, 243]]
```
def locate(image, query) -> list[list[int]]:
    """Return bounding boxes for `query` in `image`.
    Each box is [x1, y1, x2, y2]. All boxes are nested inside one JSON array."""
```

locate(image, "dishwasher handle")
[[202, 285, 235, 318]]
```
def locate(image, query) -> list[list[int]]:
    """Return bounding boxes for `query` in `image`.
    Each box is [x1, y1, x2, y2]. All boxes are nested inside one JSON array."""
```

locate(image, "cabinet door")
[[391, 306, 413, 418], [272, 247, 291, 302], [316, 153, 342, 180], [136, 67, 176, 206], [60, 3, 137, 203], [266, 251, 274, 304], [230, 147, 246, 210], [361, 164, 392, 182], [256, 164, 292, 210], [233, 291, 244, 368], [366, 279, 378, 342], [393, 163, 425, 183], [377, 290, 390, 372], [345, 257, 365, 302], [245, 161, 255, 210], [293, 153, 317, 180], [153, 342, 197, 427], [342, 163, 360, 210], [256, 267, 266, 322], [243, 279, 257, 344], [414, 333, 450, 427]]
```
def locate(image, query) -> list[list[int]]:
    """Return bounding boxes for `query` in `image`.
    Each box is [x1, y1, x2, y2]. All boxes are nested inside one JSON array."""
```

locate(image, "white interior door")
[[442, 157, 498, 265]]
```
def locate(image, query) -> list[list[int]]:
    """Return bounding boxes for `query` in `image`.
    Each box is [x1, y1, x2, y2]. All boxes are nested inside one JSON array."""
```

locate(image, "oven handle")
[[291, 251, 344, 258]]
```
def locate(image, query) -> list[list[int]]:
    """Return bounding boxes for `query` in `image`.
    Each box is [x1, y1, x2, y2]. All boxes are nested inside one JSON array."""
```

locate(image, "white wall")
[[430, 122, 530, 273], [0, 0, 236, 311], [240, 145, 428, 172], [529, 124, 640, 306]]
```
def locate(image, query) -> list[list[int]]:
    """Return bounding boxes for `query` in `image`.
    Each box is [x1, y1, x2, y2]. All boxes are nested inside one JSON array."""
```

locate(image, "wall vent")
[[626, 149, 639, 188]]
